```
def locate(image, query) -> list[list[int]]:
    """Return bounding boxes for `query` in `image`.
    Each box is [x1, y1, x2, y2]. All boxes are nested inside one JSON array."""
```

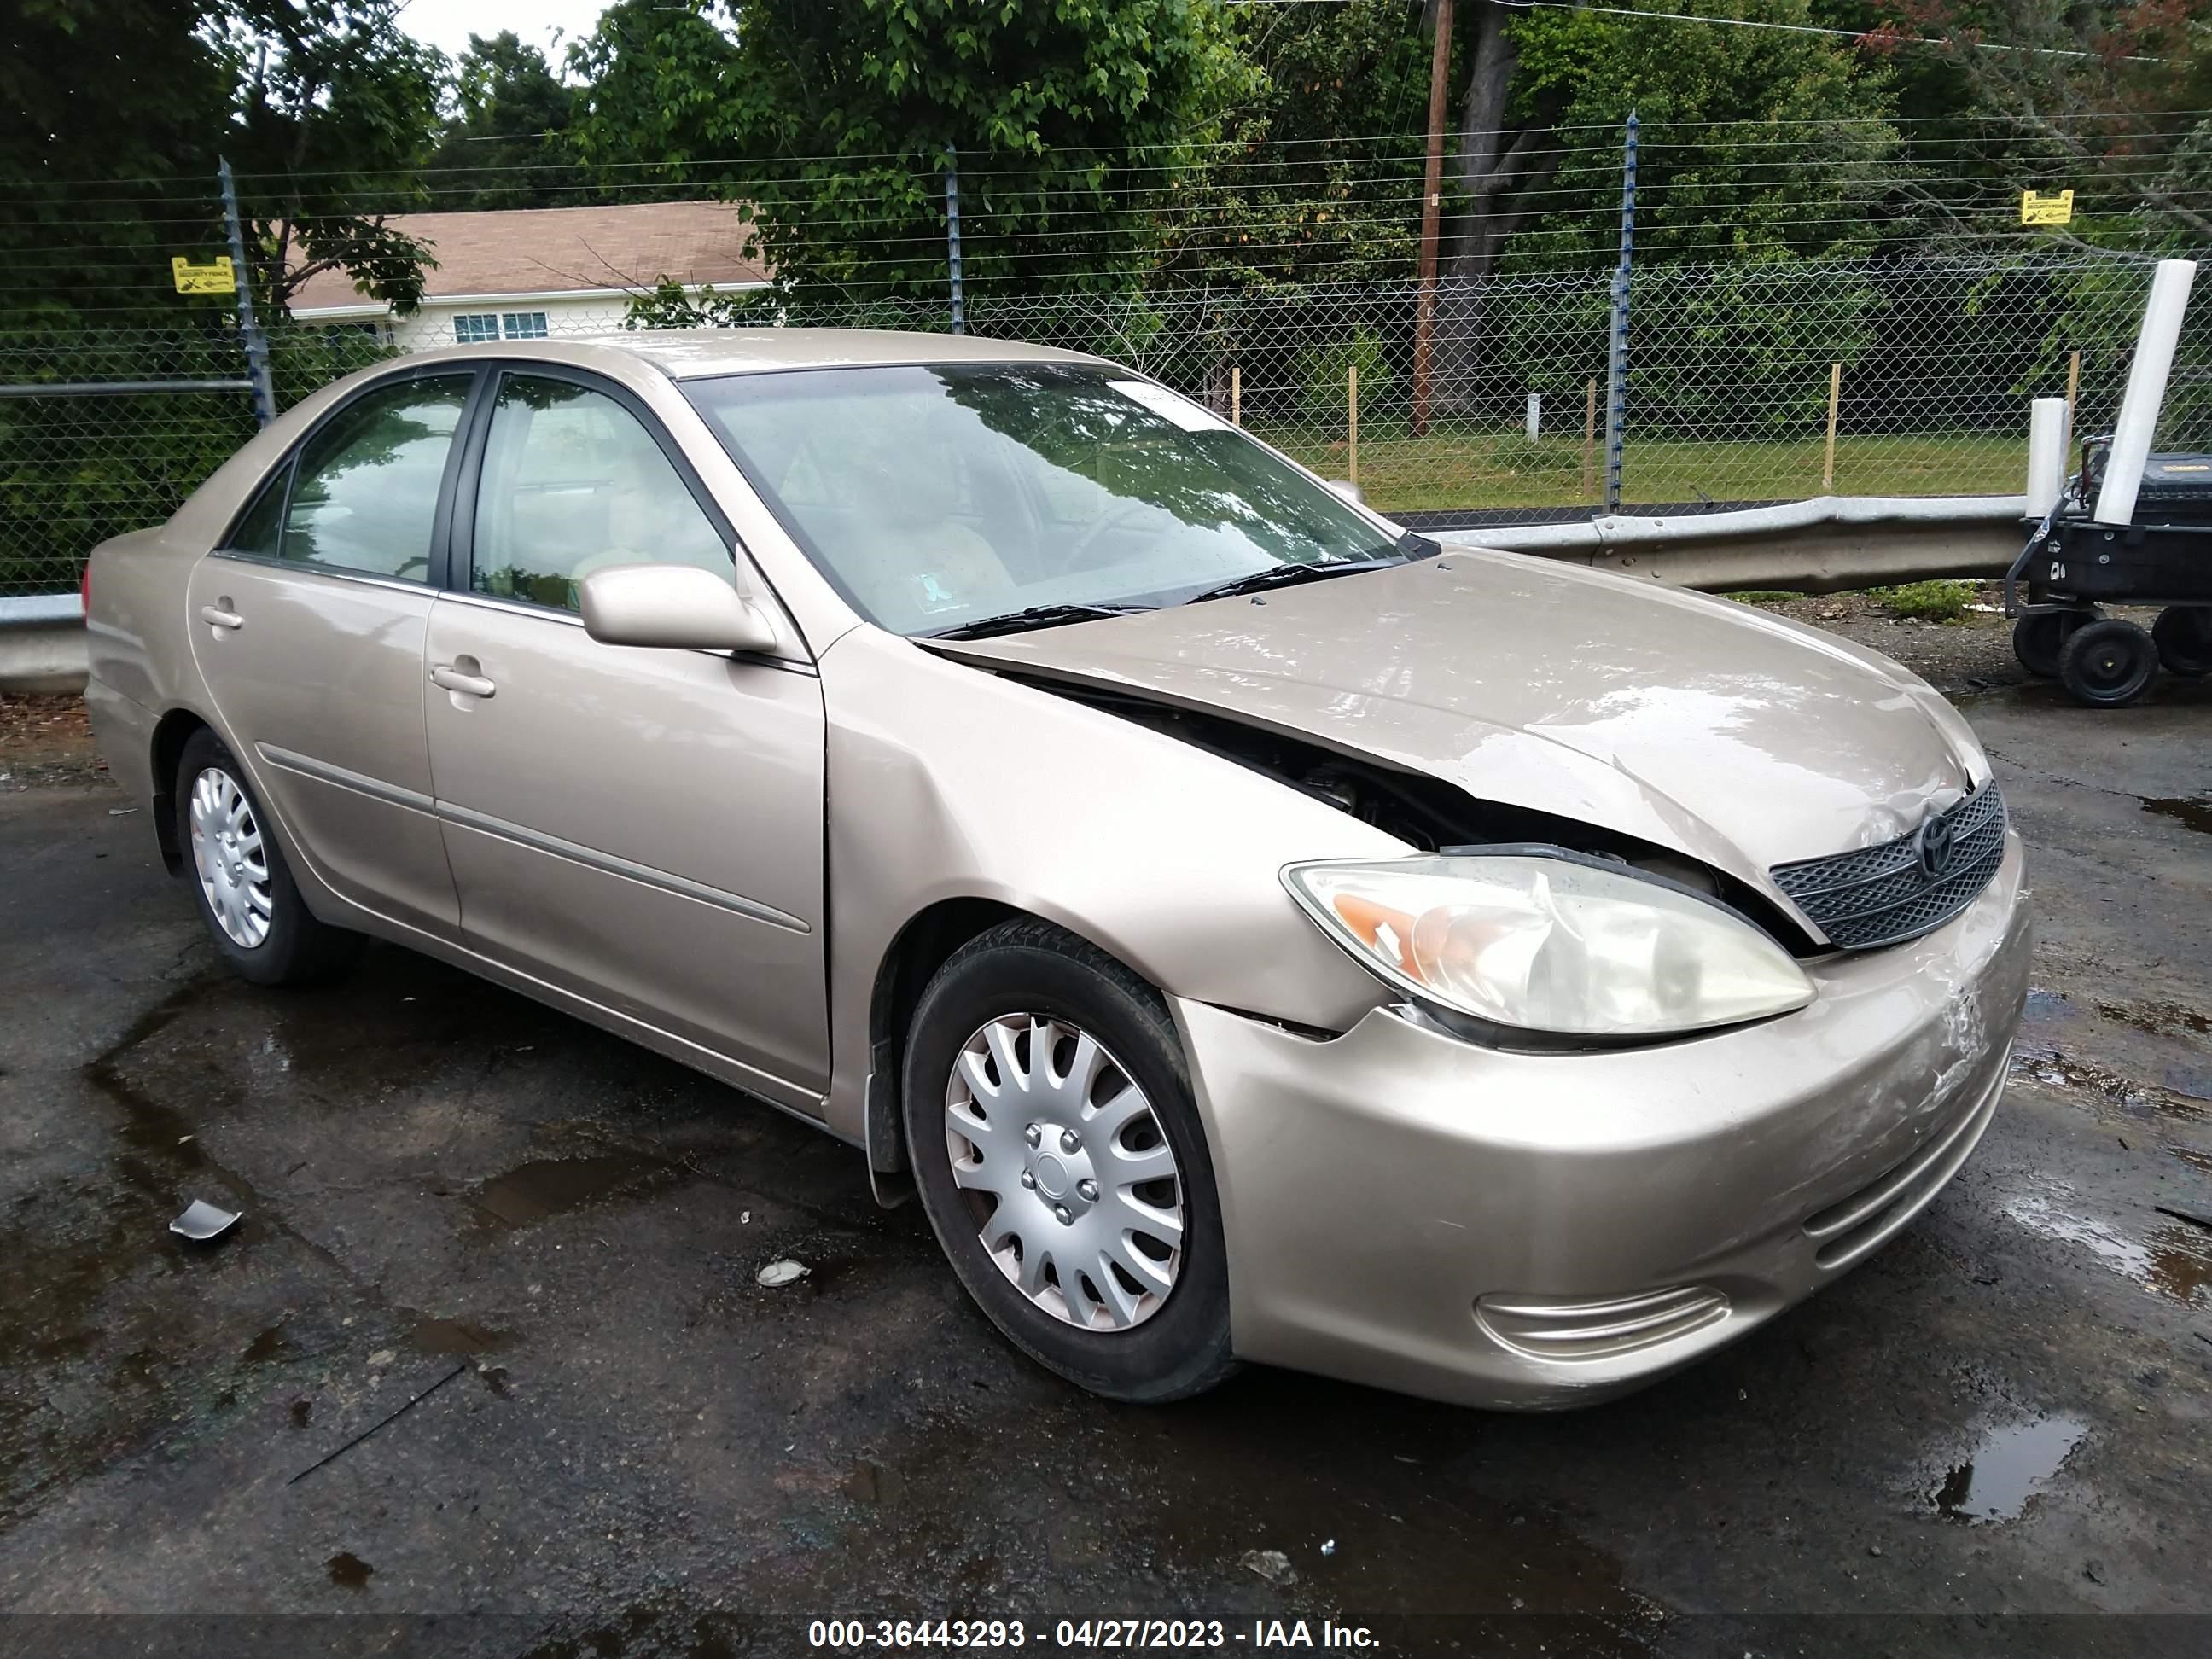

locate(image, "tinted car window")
[[280, 375, 472, 579], [470, 374, 731, 613], [225, 469, 288, 556]]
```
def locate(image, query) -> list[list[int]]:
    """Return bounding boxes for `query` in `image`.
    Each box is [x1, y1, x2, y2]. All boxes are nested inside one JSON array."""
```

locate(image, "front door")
[[422, 367, 829, 1110], [187, 370, 477, 937]]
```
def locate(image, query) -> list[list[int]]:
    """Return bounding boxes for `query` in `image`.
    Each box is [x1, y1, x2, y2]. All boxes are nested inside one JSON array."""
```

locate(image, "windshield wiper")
[[926, 602, 1155, 641], [1184, 551, 1407, 607]]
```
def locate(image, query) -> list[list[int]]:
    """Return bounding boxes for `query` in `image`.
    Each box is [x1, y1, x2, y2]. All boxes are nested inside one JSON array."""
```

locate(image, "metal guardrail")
[[2, 498, 2031, 695]]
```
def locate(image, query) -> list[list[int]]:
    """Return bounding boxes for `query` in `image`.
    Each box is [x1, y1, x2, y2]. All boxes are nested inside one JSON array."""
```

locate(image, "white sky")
[[394, 0, 613, 66]]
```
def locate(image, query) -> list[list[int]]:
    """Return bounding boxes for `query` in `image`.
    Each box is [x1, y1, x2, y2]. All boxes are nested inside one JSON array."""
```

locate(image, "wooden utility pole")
[[1411, 0, 1453, 439]]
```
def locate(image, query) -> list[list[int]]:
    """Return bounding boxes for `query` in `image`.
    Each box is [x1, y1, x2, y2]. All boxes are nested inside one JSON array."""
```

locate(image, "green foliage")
[[1723, 591, 1806, 604], [425, 31, 589, 209], [1294, 329, 1394, 423], [1504, 2, 1903, 267], [219, 2, 449, 314], [568, 0, 1255, 300], [1870, 579, 1978, 621]]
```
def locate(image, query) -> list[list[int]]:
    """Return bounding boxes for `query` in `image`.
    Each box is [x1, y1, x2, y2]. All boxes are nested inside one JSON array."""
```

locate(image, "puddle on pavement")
[[242, 1325, 288, 1364], [2095, 998, 2212, 1042], [2166, 1143, 2212, 1176], [2011, 1048, 2207, 1122], [2000, 1179, 2212, 1306], [2140, 795, 2212, 835], [412, 1317, 507, 1355], [325, 1551, 374, 1591], [1929, 1415, 2088, 1523], [469, 1155, 662, 1230]]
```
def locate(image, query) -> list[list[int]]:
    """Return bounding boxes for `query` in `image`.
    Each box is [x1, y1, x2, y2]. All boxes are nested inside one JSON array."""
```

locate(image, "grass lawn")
[[1251, 425, 2025, 515]]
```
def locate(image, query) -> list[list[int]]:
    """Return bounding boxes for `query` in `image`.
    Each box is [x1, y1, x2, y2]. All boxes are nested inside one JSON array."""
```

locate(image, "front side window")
[[470, 373, 730, 613], [279, 375, 472, 579], [684, 363, 1400, 636], [453, 314, 499, 344], [501, 311, 549, 340]]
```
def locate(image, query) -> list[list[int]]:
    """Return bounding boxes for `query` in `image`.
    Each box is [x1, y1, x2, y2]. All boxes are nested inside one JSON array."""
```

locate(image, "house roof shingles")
[[289, 201, 771, 312]]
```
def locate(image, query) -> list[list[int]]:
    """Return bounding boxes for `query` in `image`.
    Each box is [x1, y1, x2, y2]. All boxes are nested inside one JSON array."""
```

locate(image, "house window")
[[453, 314, 499, 344], [501, 311, 549, 340]]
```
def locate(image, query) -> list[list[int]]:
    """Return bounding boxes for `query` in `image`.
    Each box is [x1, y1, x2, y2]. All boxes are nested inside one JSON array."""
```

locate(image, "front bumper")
[[1175, 832, 2034, 1410]]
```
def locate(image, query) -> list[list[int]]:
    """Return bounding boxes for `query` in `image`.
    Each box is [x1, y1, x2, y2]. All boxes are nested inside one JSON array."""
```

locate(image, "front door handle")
[[431, 664, 497, 699], [199, 604, 244, 631]]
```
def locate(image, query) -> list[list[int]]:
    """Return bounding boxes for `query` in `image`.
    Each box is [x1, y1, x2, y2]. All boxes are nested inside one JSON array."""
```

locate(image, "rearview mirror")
[[579, 564, 780, 655], [1324, 480, 1365, 506]]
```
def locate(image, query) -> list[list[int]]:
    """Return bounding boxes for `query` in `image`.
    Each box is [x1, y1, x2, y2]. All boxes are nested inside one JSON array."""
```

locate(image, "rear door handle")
[[199, 605, 244, 631], [430, 664, 497, 699]]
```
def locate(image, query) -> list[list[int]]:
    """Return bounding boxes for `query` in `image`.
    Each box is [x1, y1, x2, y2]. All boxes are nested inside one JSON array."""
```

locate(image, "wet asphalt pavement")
[[1, 676, 2209, 1658]]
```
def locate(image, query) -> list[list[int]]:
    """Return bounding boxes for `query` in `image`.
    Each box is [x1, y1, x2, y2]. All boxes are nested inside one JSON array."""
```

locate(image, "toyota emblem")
[[1914, 808, 1957, 879]]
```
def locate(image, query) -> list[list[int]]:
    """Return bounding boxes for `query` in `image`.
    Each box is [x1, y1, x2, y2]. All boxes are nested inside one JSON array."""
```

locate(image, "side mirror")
[[1324, 480, 1365, 506], [579, 563, 780, 655]]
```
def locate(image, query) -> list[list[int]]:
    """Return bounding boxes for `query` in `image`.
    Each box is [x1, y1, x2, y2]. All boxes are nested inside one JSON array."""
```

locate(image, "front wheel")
[[901, 920, 1237, 1403], [175, 728, 360, 985]]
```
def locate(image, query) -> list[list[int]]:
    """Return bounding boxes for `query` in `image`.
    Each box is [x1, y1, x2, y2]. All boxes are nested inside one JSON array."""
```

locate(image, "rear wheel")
[[901, 919, 1237, 1403], [174, 728, 360, 985], [2151, 605, 2212, 678], [2011, 608, 2093, 678], [2057, 617, 2159, 709]]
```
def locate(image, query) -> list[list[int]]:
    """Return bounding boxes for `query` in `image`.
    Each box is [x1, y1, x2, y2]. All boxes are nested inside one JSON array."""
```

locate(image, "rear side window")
[[224, 470, 287, 556], [280, 375, 472, 580]]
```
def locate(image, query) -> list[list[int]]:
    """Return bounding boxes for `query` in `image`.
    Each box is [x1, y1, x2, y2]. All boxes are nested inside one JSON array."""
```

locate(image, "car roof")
[[554, 327, 1111, 381]]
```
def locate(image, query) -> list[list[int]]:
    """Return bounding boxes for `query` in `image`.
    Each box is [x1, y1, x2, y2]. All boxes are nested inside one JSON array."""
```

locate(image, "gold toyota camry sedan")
[[84, 330, 2031, 1409]]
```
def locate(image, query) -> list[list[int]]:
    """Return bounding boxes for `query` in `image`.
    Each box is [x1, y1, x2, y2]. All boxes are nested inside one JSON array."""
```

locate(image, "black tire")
[[173, 727, 361, 986], [2011, 608, 2093, 679], [2056, 617, 2159, 709], [900, 919, 1237, 1404], [2151, 605, 2212, 678]]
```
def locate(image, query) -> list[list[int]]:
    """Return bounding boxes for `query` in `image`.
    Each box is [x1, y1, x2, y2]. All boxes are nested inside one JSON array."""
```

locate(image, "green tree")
[[217, 1, 448, 314], [570, 0, 1254, 304], [426, 31, 589, 210]]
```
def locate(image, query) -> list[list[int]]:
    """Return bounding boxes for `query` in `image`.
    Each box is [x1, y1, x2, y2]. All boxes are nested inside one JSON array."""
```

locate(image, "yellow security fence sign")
[[171, 255, 236, 294], [2021, 189, 2075, 227]]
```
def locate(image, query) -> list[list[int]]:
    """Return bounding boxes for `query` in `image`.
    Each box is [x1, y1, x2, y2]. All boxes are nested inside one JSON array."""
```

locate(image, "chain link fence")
[[5, 251, 2207, 597]]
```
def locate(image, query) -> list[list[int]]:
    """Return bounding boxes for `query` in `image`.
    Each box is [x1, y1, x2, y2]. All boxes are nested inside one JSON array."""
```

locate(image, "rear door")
[[187, 368, 480, 936], [422, 365, 829, 1110]]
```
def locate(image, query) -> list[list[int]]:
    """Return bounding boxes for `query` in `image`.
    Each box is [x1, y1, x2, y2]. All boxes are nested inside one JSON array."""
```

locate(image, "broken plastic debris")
[[1320, 1539, 1336, 1557], [108, 806, 137, 817], [169, 1199, 241, 1242], [1241, 1549, 1296, 1585], [756, 1259, 809, 1288]]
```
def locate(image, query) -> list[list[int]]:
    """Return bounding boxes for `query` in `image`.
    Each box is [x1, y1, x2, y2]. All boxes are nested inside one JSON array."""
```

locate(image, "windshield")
[[683, 362, 1404, 636]]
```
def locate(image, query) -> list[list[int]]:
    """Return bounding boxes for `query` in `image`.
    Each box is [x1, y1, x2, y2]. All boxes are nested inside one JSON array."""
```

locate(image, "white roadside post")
[[1526, 392, 1541, 442], [2093, 259, 2197, 526], [2025, 397, 2071, 520]]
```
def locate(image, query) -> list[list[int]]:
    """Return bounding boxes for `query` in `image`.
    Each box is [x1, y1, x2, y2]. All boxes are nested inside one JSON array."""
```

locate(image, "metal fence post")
[[943, 148, 966, 335], [1602, 113, 1637, 515], [219, 158, 276, 428]]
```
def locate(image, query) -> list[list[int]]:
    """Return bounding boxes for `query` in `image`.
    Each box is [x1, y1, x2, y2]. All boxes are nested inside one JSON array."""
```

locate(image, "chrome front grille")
[[1771, 783, 2006, 950]]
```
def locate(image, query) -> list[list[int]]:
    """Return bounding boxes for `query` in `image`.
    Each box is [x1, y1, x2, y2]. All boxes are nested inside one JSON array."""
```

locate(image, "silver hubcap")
[[944, 1014, 1185, 1330], [188, 766, 272, 949]]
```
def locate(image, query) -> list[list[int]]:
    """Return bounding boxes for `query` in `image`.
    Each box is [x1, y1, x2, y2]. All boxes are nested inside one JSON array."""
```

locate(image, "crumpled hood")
[[928, 548, 1988, 895]]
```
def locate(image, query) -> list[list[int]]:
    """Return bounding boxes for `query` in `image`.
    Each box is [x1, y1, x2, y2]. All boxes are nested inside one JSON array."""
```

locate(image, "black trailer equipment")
[[2005, 437, 2212, 707]]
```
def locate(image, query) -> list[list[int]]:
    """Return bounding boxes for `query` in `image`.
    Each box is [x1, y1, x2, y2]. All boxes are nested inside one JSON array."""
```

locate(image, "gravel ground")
[[2, 605, 2209, 1656]]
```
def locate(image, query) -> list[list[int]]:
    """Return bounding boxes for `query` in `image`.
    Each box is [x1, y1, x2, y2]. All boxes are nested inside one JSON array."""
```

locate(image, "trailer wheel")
[[2151, 606, 2212, 678], [2011, 609, 2093, 679], [2058, 617, 2158, 708]]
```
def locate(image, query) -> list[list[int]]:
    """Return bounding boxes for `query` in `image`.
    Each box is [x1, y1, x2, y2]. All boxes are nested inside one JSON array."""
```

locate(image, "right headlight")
[[1283, 851, 1813, 1039]]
